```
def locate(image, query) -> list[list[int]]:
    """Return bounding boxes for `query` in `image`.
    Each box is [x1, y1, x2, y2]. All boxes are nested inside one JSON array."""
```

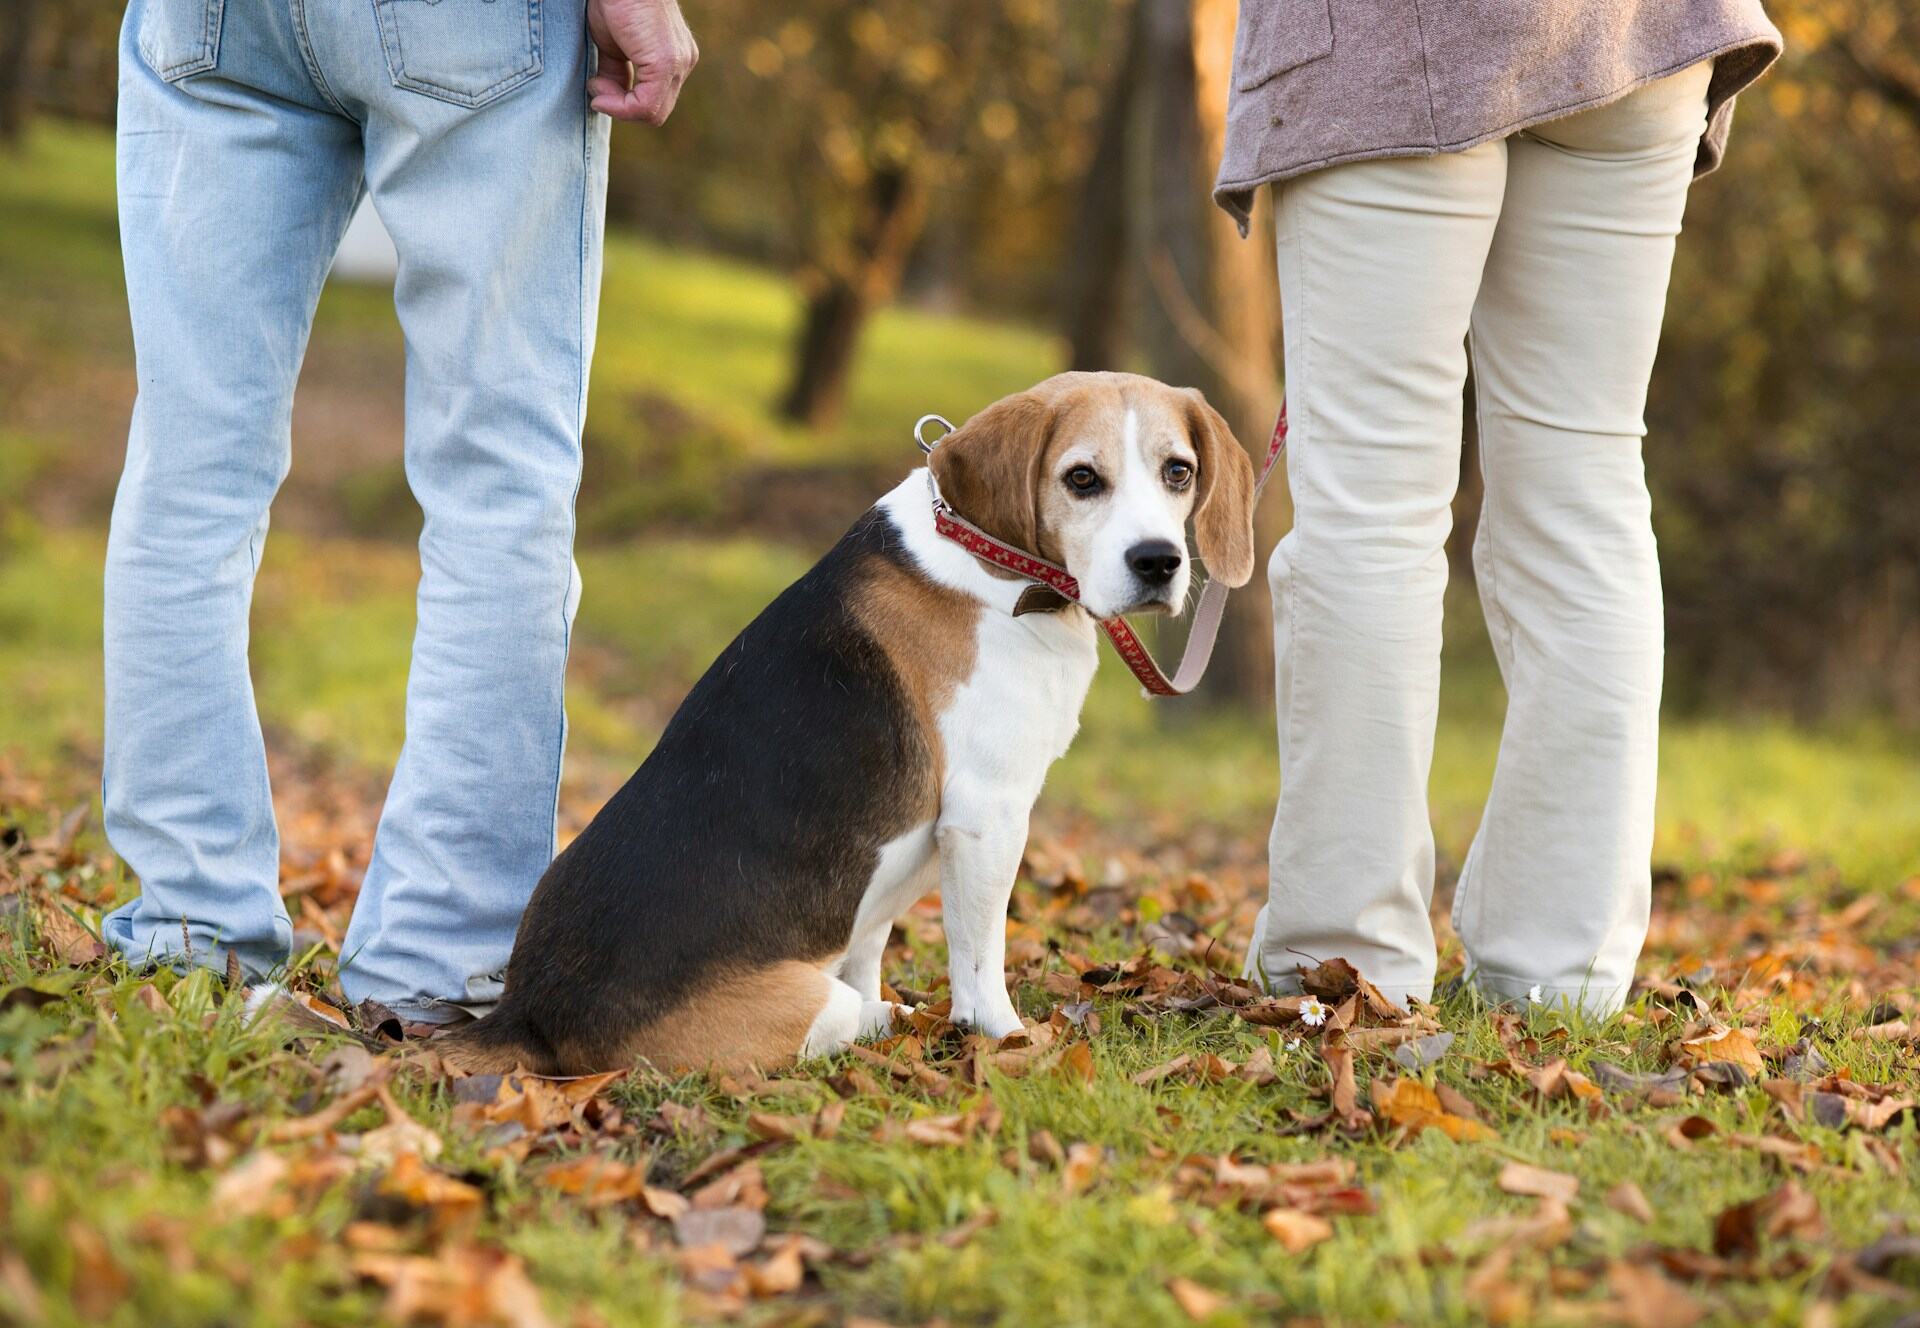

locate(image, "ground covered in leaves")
[[3, 756, 1918, 1328]]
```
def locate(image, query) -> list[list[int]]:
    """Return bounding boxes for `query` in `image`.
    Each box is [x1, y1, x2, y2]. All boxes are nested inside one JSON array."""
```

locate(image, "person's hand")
[[586, 0, 698, 125]]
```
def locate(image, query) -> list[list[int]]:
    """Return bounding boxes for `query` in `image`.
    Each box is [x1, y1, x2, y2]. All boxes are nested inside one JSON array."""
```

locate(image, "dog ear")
[[928, 390, 1056, 553], [1185, 390, 1257, 587]]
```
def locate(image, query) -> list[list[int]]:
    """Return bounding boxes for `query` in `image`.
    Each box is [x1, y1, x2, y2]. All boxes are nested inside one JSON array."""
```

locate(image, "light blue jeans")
[[103, 0, 610, 1021]]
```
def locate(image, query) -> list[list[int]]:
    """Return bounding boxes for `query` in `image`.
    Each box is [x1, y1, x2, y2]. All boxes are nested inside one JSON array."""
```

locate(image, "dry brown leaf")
[[1166, 1276, 1225, 1321], [64, 1220, 129, 1321], [1061, 1141, 1102, 1195], [354, 1244, 553, 1328], [1057, 1041, 1096, 1087], [536, 1155, 649, 1208], [1238, 1046, 1279, 1085], [743, 1238, 808, 1297], [267, 1066, 393, 1144], [210, 1151, 290, 1218], [1463, 1244, 1533, 1325], [1607, 1259, 1706, 1328], [37, 904, 105, 967], [380, 1152, 485, 1231], [1028, 1128, 1065, 1167], [1261, 1208, 1334, 1254], [1496, 1161, 1579, 1204], [1133, 1054, 1192, 1086], [1663, 1115, 1718, 1149], [671, 1206, 766, 1257], [1321, 1031, 1371, 1132], [0, 1248, 46, 1323], [1676, 1027, 1764, 1076], [641, 1186, 689, 1220], [357, 1088, 443, 1166], [1371, 1076, 1497, 1142], [1606, 1181, 1656, 1225], [479, 1070, 625, 1134]]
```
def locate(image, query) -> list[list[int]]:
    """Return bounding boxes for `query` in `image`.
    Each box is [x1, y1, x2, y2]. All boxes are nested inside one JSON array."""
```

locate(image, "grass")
[[3, 118, 1919, 1325], [4, 816, 1918, 1326]]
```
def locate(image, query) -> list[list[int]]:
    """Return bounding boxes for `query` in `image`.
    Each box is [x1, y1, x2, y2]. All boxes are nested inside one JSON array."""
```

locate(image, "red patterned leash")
[[920, 403, 1289, 697]]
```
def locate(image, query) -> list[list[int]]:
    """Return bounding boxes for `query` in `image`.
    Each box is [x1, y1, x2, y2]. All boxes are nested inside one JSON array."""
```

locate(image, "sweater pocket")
[[1233, 0, 1334, 93]]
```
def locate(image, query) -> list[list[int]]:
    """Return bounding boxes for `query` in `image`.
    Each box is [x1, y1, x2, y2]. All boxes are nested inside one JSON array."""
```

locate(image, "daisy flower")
[[1527, 984, 1544, 1005], [1299, 996, 1329, 1027]]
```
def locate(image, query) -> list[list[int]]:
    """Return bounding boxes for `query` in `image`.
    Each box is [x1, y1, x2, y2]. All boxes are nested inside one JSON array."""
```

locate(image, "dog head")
[[927, 372, 1256, 618]]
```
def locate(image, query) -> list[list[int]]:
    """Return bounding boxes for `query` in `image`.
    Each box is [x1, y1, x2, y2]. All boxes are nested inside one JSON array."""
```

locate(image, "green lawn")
[[3, 119, 1919, 1327]]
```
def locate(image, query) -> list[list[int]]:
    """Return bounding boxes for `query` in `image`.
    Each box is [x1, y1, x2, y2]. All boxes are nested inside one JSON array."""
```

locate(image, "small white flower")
[[1527, 984, 1544, 1005], [1299, 996, 1329, 1027], [1285, 1038, 1303, 1051]]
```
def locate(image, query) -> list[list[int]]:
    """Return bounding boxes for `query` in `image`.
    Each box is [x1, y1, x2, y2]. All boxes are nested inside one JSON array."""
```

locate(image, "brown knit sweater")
[[1214, 0, 1783, 231]]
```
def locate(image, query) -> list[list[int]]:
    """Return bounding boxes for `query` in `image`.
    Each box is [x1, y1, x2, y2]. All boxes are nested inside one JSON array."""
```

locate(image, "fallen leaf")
[[1321, 1030, 1371, 1132], [1057, 1041, 1096, 1087], [1497, 1162, 1579, 1204], [1372, 1076, 1497, 1142], [744, 1238, 807, 1297], [1061, 1141, 1103, 1195], [536, 1155, 649, 1208], [671, 1206, 766, 1258], [1606, 1181, 1655, 1225], [354, 1244, 553, 1328], [1166, 1276, 1224, 1321], [1133, 1054, 1192, 1086], [1390, 1032, 1455, 1072], [381, 1152, 484, 1227], [1591, 1061, 1691, 1097], [1676, 1027, 1764, 1076], [37, 904, 105, 967], [1261, 1208, 1334, 1253], [1607, 1259, 1706, 1328], [1463, 1244, 1532, 1325], [1663, 1115, 1718, 1149], [211, 1151, 290, 1218]]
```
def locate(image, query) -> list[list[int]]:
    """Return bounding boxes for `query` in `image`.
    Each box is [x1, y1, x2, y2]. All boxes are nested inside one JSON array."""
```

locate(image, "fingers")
[[590, 78, 680, 126], [583, 0, 698, 126]]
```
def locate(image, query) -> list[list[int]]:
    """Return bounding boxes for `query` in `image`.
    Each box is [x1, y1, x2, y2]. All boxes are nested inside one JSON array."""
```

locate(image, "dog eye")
[[1164, 459, 1194, 489], [1064, 465, 1102, 494]]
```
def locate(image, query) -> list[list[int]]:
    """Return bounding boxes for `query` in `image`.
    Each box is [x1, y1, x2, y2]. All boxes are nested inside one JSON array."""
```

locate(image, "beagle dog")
[[441, 372, 1255, 1075]]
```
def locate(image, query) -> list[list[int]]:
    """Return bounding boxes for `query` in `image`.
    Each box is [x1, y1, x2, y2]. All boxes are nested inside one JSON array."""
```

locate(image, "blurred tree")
[[0, 0, 42, 144], [1650, 0, 1920, 720], [649, 1, 1118, 429]]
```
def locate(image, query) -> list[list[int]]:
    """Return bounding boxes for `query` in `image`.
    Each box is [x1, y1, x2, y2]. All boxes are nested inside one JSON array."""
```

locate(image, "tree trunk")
[[1130, 0, 1283, 710], [1059, 3, 1142, 371], [779, 165, 927, 430], [1189, 0, 1283, 709], [0, 0, 40, 145]]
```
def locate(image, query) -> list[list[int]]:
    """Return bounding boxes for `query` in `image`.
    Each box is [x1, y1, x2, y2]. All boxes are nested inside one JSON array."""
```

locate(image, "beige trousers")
[[1250, 63, 1714, 1012]]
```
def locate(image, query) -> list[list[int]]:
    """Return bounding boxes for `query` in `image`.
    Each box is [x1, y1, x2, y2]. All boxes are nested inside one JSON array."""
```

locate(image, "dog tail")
[[433, 1004, 563, 1076]]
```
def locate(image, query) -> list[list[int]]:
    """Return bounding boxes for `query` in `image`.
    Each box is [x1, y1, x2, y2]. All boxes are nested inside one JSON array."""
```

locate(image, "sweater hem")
[[1214, 33, 1781, 233]]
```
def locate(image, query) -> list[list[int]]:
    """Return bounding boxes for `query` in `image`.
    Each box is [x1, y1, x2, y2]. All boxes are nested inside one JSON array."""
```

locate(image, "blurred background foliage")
[[1, 0, 1916, 724]]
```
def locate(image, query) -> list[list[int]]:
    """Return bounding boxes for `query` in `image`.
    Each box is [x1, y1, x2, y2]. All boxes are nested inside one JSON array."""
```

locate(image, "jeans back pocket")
[[373, 0, 545, 109], [137, 0, 226, 83]]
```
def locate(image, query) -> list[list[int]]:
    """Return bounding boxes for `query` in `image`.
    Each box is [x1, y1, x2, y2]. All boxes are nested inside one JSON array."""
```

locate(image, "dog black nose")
[[1127, 540, 1184, 587]]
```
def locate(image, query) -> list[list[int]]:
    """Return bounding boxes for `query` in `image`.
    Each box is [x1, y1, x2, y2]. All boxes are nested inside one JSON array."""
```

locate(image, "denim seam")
[[289, 0, 352, 118], [543, 61, 593, 847]]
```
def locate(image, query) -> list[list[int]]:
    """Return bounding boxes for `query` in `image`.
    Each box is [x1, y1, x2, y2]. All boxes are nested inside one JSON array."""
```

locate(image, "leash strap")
[[925, 403, 1289, 697]]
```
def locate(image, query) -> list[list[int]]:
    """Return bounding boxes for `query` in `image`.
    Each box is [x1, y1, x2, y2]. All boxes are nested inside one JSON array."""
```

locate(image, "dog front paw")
[[952, 1004, 1024, 1040]]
